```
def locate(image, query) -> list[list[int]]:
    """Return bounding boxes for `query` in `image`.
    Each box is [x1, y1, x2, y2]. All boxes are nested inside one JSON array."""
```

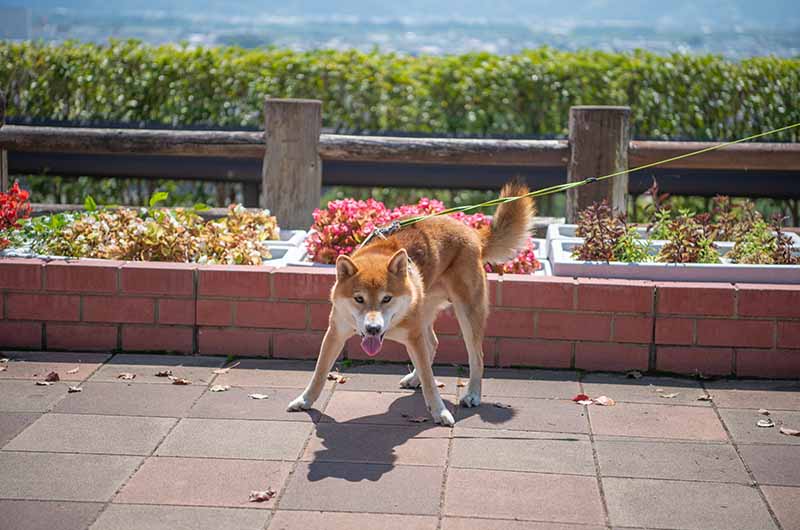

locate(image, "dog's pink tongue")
[[361, 335, 383, 357]]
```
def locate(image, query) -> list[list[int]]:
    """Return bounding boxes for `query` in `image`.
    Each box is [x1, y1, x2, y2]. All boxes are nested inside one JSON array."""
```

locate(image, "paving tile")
[[156, 418, 311, 460], [738, 444, 800, 486], [0, 352, 110, 382], [280, 462, 444, 514], [442, 518, 605, 530], [444, 468, 604, 525], [188, 386, 329, 422], [53, 382, 205, 417], [449, 427, 594, 475], [0, 412, 40, 448], [0, 500, 104, 530], [303, 423, 449, 466], [213, 359, 324, 388], [582, 373, 708, 406], [480, 369, 581, 400], [589, 402, 727, 441], [115, 456, 291, 509], [761, 486, 800, 530], [704, 379, 800, 410], [0, 380, 68, 412], [89, 354, 224, 385], [603, 477, 777, 530], [90, 504, 269, 530], [718, 409, 800, 445], [0, 451, 142, 501], [269, 511, 438, 530], [5, 413, 176, 455], [332, 363, 460, 393], [595, 439, 749, 482], [321, 390, 456, 427], [455, 396, 589, 433]]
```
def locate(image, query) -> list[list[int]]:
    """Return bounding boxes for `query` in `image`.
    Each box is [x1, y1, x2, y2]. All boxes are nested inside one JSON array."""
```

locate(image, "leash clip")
[[584, 176, 598, 183], [358, 221, 401, 249]]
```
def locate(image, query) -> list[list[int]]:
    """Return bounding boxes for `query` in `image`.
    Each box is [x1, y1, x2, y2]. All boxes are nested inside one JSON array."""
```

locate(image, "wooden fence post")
[[566, 106, 630, 223], [1, 94, 8, 192], [262, 98, 322, 230]]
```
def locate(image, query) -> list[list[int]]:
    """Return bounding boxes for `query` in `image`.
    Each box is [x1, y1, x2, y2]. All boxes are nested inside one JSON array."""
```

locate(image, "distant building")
[[0, 6, 32, 39]]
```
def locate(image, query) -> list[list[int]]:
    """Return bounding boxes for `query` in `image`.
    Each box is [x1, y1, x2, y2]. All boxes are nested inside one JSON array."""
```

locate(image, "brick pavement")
[[1, 351, 799, 530]]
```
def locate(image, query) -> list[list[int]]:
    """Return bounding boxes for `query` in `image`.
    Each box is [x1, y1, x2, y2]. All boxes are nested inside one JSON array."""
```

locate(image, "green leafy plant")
[[655, 211, 720, 264], [572, 200, 627, 261], [727, 214, 800, 265]]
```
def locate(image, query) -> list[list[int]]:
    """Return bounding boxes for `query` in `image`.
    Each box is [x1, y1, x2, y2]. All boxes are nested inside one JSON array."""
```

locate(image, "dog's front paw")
[[432, 407, 455, 426], [286, 394, 313, 412], [399, 371, 421, 389], [460, 392, 481, 408]]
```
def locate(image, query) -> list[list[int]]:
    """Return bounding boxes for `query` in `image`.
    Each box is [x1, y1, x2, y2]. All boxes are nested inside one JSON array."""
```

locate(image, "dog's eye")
[[354, 295, 364, 304], [381, 295, 392, 303]]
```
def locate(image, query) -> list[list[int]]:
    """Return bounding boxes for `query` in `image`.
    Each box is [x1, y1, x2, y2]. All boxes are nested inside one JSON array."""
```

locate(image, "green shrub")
[[2, 40, 798, 141]]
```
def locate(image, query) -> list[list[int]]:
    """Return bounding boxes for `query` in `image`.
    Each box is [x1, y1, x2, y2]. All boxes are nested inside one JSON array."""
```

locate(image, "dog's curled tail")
[[480, 181, 535, 264]]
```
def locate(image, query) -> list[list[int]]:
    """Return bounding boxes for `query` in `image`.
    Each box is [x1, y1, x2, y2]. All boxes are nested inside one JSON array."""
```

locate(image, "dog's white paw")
[[399, 372, 421, 389], [460, 392, 481, 408], [433, 408, 455, 426], [286, 394, 313, 412]]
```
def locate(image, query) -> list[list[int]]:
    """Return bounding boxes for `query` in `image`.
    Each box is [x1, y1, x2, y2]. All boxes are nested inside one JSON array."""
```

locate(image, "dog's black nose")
[[365, 323, 382, 336]]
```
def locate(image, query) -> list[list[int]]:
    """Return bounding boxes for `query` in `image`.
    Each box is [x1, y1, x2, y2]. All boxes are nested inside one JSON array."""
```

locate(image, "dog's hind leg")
[[449, 281, 487, 408], [287, 325, 348, 411]]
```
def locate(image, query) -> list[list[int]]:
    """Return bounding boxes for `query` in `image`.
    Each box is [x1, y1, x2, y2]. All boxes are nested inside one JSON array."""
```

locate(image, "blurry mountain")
[[3, 0, 798, 57]]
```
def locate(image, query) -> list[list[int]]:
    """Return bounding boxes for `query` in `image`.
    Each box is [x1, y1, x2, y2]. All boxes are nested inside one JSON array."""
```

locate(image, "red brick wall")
[[1, 258, 798, 378]]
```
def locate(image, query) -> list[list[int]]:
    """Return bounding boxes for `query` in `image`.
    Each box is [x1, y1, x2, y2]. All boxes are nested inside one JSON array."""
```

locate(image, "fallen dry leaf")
[[248, 393, 269, 400], [436, 381, 445, 388], [155, 370, 173, 377], [400, 413, 429, 423], [493, 402, 513, 409], [327, 373, 348, 384], [68, 386, 82, 393], [117, 373, 136, 380], [758, 409, 770, 416], [626, 370, 643, 379], [0, 358, 9, 363], [35, 381, 53, 386], [170, 377, 192, 385], [593, 396, 616, 406], [659, 393, 679, 399], [0, 366, 6, 372], [456, 380, 466, 388], [779, 426, 800, 436], [66, 367, 80, 375], [654, 388, 665, 393], [210, 385, 230, 392], [45, 371, 60, 382], [757, 418, 775, 428], [213, 362, 240, 375], [697, 394, 713, 401], [572, 393, 590, 402], [248, 488, 276, 503]]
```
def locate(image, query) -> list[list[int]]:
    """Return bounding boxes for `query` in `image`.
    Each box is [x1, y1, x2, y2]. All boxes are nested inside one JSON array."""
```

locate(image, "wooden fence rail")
[[1, 98, 799, 227]]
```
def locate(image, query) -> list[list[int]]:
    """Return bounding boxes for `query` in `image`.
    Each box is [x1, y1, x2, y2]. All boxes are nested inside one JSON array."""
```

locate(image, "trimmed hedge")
[[2, 40, 798, 141]]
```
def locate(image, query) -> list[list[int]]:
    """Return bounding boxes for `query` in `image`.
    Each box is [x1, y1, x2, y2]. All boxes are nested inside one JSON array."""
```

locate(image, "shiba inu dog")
[[287, 182, 535, 425]]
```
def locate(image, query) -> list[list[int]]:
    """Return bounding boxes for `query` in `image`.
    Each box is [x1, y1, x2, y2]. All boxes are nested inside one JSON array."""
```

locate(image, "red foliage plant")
[[0, 182, 32, 250], [306, 197, 540, 274]]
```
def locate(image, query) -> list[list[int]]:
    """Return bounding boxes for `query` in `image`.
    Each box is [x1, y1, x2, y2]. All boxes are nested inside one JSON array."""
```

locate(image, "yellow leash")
[[396, 121, 800, 228], [356, 121, 800, 248]]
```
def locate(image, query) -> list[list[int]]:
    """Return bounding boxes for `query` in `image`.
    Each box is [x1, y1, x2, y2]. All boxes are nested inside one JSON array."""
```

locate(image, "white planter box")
[[550, 239, 800, 284], [265, 229, 307, 248], [547, 223, 800, 250], [531, 238, 547, 260], [262, 245, 307, 266]]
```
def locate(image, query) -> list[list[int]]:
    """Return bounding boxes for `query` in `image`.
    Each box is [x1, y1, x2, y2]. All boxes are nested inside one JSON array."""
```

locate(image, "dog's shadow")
[[306, 392, 515, 482]]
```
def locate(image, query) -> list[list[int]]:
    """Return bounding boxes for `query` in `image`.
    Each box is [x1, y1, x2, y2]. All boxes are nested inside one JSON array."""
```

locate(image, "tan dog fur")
[[287, 182, 535, 425]]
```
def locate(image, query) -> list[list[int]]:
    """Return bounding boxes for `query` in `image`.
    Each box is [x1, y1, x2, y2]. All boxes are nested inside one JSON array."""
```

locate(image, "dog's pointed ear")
[[387, 249, 408, 276], [335, 255, 358, 280]]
